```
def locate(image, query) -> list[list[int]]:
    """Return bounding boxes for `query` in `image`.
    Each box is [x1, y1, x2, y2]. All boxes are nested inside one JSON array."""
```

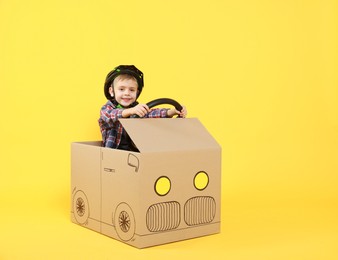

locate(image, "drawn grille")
[[184, 196, 216, 226], [146, 201, 180, 232]]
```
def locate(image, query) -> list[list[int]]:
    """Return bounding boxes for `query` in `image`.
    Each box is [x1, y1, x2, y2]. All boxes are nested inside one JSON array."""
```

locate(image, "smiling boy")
[[98, 65, 187, 150]]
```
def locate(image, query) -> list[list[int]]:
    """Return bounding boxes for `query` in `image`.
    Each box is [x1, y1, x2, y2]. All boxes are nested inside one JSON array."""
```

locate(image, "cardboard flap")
[[119, 118, 220, 153]]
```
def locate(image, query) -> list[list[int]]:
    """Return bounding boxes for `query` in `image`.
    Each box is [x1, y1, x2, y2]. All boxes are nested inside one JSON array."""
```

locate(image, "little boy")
[[98, 65, 187, 151]]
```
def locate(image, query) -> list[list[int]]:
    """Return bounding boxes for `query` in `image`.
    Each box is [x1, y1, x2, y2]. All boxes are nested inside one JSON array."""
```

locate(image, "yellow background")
[[1, 0, 337, 259]]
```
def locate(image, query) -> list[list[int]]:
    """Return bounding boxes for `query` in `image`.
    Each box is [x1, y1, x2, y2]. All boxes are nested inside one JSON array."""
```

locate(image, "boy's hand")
[[167, 105, 187, 118], [123, 104, 150, 118]]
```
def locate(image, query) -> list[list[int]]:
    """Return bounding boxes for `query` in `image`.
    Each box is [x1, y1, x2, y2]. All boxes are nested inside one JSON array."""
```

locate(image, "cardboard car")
[[71, 117, 221, 248]]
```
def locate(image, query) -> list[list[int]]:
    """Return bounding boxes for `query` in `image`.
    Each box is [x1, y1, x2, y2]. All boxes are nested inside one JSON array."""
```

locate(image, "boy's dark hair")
[[104, 65, 144, 100]]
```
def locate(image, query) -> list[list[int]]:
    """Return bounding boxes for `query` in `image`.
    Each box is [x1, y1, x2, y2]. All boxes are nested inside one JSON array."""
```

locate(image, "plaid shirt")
[[98, 100, 169, 148]]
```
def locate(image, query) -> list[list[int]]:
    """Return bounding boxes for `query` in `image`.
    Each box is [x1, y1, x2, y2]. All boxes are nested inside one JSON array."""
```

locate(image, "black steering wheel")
[[131, 98, 183, 118]]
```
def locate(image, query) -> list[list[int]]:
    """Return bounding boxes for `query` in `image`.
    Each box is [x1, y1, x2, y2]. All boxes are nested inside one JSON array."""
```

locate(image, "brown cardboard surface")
[[119, 118, 220, 153], [71, 118, 221, 248]]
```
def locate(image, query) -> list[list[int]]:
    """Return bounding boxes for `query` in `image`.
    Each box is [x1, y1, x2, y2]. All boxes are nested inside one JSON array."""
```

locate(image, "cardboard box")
[[71, 118, 221, 248]]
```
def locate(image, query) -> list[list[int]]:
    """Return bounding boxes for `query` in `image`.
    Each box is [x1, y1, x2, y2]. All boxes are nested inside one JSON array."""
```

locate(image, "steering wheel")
[[131, 98, 183, 118]]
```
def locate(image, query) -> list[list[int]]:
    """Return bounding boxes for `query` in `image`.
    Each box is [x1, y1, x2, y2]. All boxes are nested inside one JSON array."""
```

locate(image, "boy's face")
[[109, 77, 138, 107]]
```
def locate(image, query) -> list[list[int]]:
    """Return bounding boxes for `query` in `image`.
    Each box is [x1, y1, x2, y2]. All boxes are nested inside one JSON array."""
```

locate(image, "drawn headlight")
[[194, 171, 209, 191], [155, 176, 171, 196]]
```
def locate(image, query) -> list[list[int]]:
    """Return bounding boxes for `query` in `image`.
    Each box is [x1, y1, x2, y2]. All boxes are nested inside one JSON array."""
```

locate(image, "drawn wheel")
[[114, 203, 135, 241], [73, 190, 89, 224]]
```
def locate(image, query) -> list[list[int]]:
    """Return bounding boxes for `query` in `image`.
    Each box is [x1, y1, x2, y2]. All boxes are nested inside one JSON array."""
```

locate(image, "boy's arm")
[[146, 105, 187, 118], [100, 104, 123, 126], [167, 105, 187, 118], [120, 104, 187, 118], [122, 104, 150, 118], [146, 108, 169, 118], [166, 108, 178, 117]]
